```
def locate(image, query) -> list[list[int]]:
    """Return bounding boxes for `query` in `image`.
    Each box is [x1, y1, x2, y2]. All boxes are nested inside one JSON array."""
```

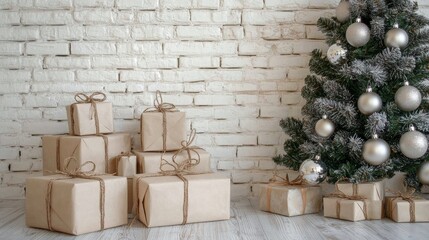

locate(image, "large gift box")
[[385, 196, 429, 222], [335, 181, 384, 201], [66, 92, 114, 136], [259, 184, 322, 216], [42, 133, 131, 174], [323, 197, 384, 221], [26, 175, 127, 235], [133, 173, 230, 227]]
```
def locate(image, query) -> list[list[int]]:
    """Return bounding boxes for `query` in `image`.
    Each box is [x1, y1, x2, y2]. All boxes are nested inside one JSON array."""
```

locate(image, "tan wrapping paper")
[[42, 133, 131, 174], [323, 197, 384, 221], [385, 196, 429, 222], [133, 173, 230, 227], [26, 175, 127, 235], [335, 181, 384, 201], [134, 148, 211, 174], [127, 178, 133, 214], [67, 102, 114, 136], [259, 185, 321, 216], [117, 155, 137, 178]]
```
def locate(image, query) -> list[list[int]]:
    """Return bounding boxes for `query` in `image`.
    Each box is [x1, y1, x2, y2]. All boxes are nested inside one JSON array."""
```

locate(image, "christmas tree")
[[274, 0, 429, 190]]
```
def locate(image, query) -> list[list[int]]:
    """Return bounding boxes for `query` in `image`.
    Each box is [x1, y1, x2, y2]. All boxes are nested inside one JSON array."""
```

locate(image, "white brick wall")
[[1, 0, 428, 199]]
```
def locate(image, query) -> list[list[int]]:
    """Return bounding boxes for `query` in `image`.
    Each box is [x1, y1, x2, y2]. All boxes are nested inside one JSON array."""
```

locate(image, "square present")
[[42, 133, 131, 174], [140, 111, 186, 152], [323, 197, 384, 222], [26, 175, 127, 235], [335, 181, 384, 201], [133, 173, 230, 227], [385, 196, 429, 222], [134, 148, 211, 174], [259, 184, 322, 216], [117, 154, 137, 178], [67, 100, 113, 136]]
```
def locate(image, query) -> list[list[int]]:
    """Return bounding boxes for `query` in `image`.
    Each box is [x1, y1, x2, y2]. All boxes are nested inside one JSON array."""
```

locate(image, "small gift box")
[[42, 133, 131, 174], [66, 92, 114, 136], [385, 191, 429, 222], [140, 91, 186, 152], [335, 181, 384, 201], [117, 153, 137, 178]]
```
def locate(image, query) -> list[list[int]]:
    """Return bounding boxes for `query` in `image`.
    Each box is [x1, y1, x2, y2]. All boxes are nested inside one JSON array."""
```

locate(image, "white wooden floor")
[[1, 198, 428, 240]]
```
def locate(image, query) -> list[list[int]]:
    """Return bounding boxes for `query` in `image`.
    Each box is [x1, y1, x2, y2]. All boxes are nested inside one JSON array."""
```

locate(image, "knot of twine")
[[71, 92, 107, 135], [46, 157, 106, 231], [387, 188, 421, 222], [327, 190, 368, 220]]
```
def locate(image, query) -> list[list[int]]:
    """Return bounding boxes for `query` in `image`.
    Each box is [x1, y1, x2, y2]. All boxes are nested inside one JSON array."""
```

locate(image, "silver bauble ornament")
[[385, 23, 409, 49], [363, 134, 390, 166], [315, 114, 335, 137], [299, 155, 328, 185], [418, 162, 429, 185], [358, 87, 382, 115], [327, 41, 347, 65], [395, 81, 422, 112], [336, 0, 351, 23], [399, 125, 428, 159], [346, 17, 371, 47]]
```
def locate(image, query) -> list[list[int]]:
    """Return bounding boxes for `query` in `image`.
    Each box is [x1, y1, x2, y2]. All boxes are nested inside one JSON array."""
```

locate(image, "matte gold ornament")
[[336, 0, 351, 23], [418, 162, 429, 185], [327, 41, 347, 65], [395, 81, 422, 112], [315, 115, 335, 137], [363, 134, 390, 166], [399, 125, 428, 159], [358, 87, 382, 115], [346, 17, 371, 47], [299, 155, 327, 185], [385, 23, 409, 49]]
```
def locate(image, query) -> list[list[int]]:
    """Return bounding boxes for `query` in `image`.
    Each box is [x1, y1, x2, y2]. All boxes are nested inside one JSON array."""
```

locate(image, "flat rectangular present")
[[67, 102, 113, 136], [134, 148, 211, 174], [140, 111, 186, 151], [117, 155, 137, 178], [385, 196, 429, 222], [335, 181, 384, 201], [42, 133, 131, 174], [134, 173, 230, 227], [26, 175, 127, 235], [323, 197, 384, 222], [259, 185, 321, 216]]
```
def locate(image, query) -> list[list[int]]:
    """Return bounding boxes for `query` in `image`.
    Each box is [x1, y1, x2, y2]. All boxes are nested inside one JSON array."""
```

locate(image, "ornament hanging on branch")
[[363, 134, 391, 166], [358, 86, 382, 115], [385, 23, 409, 49], [336, 0, 351, 23], [395, 81, 422, 112], [327, 41, 347, 65], [399, 125, 428, 159], [315, 114, 335, 137], [299, 155, 327, 185], [418, 162, 429, 185], [346, 17, 371, 47]]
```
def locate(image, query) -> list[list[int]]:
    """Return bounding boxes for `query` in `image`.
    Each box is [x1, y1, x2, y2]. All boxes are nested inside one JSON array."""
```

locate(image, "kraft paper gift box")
[[335, 181, 384, 201], [133, 173, 230, 227], [66, 93, 113, 135], [26, 175, 128, 235], [259, 184, 322, 216], [117, 154, 137, 178], [385, 196, 429, 222], [134, 148, 211, 174], [323, 197, 384, 222], [42, 133, 131, 174]]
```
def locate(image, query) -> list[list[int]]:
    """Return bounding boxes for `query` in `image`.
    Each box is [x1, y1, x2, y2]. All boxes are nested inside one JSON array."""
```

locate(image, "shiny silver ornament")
[[400, 125, 428, 159], [299, 155, 328, 185], [336, 0, 351, 23], [395, 81, 422, 112], [327, 41, 347, 65], [358, 87, 382, 115], [363, 134, 390, 166], [346, 17, 371, 47], [315, 115, 335, 137], [385, 23, 409, 49], [418, 162, 429, 185]]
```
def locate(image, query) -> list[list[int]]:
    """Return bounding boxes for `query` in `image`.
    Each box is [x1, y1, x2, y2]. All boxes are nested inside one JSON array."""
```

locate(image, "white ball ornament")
[[363, 134, 391, 166], [418, 162, 429, 185], [399, 125, 428, 159], [385, 23, 409, 49], [315, 115, 335, 137], [346, 17, 371, 47], [358, 87, 382, 115], [336, 0, 351, 23], [395, 81, 422, 112], [299, 155, 328, 185], [327, 41, 347, 65]]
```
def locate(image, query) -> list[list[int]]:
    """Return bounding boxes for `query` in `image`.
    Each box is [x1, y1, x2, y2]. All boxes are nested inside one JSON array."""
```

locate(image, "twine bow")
[[71, 92, 107, 135], [387, 188, 421, 222], [327, 190, 368, 220]]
